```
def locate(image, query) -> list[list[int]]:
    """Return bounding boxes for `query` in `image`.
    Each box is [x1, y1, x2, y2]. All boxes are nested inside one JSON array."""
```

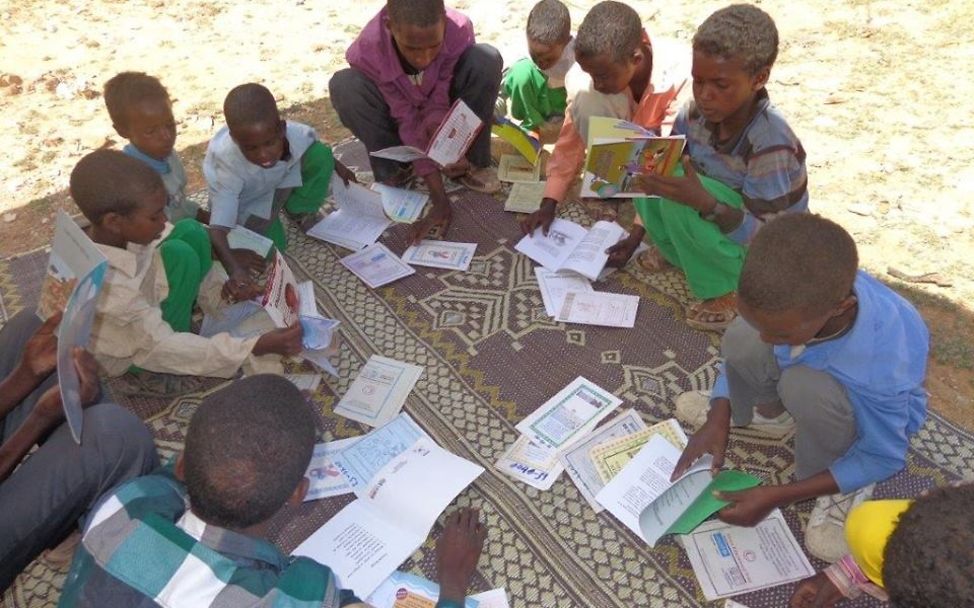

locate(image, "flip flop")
[[686, 293, 738, 332], [459, 166, 501, 194], [636, 247, 673, 273]]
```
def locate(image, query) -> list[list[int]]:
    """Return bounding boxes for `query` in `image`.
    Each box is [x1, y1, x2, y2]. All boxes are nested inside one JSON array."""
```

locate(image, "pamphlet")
[[402, 240, 477, 271], [469, 589, 510, 608], [515, 218, 628, 281], [372, 183, 429, 223], [589, 419, 688, 483], [497, 153, 540, 183], [304, 437, 361, 501], [307, 178, 391, 250], [367, 572, 480, 608], [596, 435, 762, 547], [334, 355, 424, 427], [492, 116, 541, 164], [516, 376, 623, 452], [371, 100, 483, 167], [555, 291, 639, 328], [534, 268, 593, 317], [580, 117, 686, 199], [227, 224, 273, 257], [494, 435, 564, 491], [258, 251, 300, 327], [341, 243, 416, 289], [504, 182, 546, 214], [680, 510, 815, 601]]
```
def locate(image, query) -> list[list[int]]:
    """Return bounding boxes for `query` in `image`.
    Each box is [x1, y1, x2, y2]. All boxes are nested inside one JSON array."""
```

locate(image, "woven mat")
[[2, 141, 972, 607]]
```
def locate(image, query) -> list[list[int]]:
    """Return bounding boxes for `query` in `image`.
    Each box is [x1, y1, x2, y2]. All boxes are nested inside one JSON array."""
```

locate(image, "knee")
[[721, 317, 767, 368], [83, 404, 159, 478], [778, 366, 850, 416], [159, 239, 202, 283], [329, 68, 370, 112], [464, 44, 504, 85]]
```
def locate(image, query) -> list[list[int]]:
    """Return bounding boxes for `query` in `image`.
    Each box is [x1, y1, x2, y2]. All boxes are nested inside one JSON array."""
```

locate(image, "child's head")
[[386, 0, 447, 72], [179, 375, 316, 530], [70, 149, 167, 246], [574, 1, 645, 95], [883, 484, 974, 607], [103, 72, 177, 162], [526, 0, 571, 71], [691, 4, 778, 124], [738, 214, 858, 346], [223, 83, 285, 169]]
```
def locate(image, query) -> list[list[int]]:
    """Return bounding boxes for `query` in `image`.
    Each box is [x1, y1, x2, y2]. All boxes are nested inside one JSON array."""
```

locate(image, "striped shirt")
[[674, 88, 808, 244]]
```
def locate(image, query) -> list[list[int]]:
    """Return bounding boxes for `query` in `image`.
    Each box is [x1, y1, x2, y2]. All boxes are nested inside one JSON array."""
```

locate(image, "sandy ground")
[[0, 0, 972, 426]]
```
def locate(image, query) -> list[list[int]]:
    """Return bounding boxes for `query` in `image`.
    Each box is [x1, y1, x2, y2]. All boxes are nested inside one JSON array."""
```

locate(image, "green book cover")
[[665, 470, 763, 536]]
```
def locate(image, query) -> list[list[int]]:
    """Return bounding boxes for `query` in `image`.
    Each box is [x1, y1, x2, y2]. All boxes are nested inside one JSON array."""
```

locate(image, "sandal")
[[459, 166, 501, 194], [686, 292, 738, 332], [636, 247, 673, 273]]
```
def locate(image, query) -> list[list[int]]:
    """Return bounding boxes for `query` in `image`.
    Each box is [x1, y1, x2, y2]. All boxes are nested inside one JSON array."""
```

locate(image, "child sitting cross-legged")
[[74, 150, 304, 379], [59, 374, 489, 608], [671, 213, 929, 564]]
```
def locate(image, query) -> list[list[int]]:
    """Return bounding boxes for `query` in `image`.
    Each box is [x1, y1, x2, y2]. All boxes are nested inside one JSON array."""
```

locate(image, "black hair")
[[103, 71, 171, 130], [69, 149, 164, 223], [223, 83, 280, 132], [387, 0, 445, 27], [739, 214, 858, 316], [693, 4, 779, 74], [884, 484, 974, 608], [527, 0, 571, 45], [575, 1, 642, 64], [183, 374, 316, 529]]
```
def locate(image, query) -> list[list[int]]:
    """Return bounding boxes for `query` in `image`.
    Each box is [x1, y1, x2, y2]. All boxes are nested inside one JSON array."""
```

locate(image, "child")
[[330, 0, 503, 243], [59, 374, 488, 607], [500, 0, 574, 139], [204, 83, 355, 301], [671, 214, 929, 563], [0, 310, 157, 592], [103, 71, 206, 224], [789, 484, 974, 607], [73, 150, 303, 378], [520, 1, 687, 237], [607, 4, 808, 331]]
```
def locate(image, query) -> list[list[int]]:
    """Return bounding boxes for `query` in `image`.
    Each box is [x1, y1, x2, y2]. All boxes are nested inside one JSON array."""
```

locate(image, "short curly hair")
[[70, 149, 164, 223], [527, 0, 571, 45], [693, 4, 779, 74], [883, 484, 974, 608], [223, 83, 279, 131], [575, 1, 642, 64], [387, 0, 445, 27], [103, 71, 171, 130]]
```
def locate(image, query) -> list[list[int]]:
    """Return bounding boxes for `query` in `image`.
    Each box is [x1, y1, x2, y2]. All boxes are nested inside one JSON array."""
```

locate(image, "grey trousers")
[[0, 311, 159, 592], [329, 43, 503, 182], [721, 317, 857, 481]]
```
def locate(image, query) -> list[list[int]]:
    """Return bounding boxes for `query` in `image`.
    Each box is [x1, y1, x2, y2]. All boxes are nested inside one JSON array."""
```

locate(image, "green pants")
[[266, 141, 335, 252], [635, 171, 746, 300], [502, 58, 568, 132], [159, 219, 213, 332]]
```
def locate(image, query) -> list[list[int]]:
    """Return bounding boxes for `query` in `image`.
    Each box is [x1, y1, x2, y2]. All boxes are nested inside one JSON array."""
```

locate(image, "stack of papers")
[[341, 243, 415, 289], [308, 178, 391, 251], [334, 355, 424, 427]]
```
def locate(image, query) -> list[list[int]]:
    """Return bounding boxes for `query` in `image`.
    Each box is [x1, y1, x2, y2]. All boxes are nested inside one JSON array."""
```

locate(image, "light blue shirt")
[[203, 121, 317, 229], [711, 271, 929, 492]]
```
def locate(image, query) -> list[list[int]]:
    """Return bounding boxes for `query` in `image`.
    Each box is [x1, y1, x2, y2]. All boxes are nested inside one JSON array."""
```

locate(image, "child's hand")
[[441, 158, 471, 180], [21, 310, 62, 378], [520, 198, 557, 236], [408, 199, 453, 245], [231, 248, 268, 275], [636, 156, 715, 213], [334, 161, 358, 186], [33, 347, 100, 426], [714, 485, 779, 527], [604, 228, 645, 268], [789, 572, 845, 608], [671, 398, 731, 481], [253, 322, 304, 357], [222, 269, 261, 303], [436, 507, 487, 603]]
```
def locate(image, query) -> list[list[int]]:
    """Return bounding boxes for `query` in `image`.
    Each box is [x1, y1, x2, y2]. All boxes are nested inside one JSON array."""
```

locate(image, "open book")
[[581, 117, 685, 199], [596, 434, 761, 547], [371, 100, 483, 167], [38, 211, 108, 444], [491, 116, 541, 165], [515, 218, 627, 281], [293, 414, 483, 597]]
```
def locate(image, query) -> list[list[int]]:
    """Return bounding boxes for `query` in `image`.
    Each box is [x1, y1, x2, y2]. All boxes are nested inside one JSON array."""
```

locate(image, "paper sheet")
[[334, 355, 424, 427], [495, 435, 565, 491], [590, 419, 688, 484], [497, 153, 541, 183], [372, 183, 429, 223], [516, 376, 623, 452], [556, 291, 639, 328], [332, 413, 427, 490], [534, 268, 593, 317], [402, 240, 477, 271], [504, 182, 546, 214], [469, 589, 510, 608], [304, 437, 360, 501], [308, 179, 391, 250], [370, 145, 429, 163], [227, 224, 273, 257], [341, 243, 416, 289], [285, 373, 322, 392], [426, 99, 483, 166], [367, 572, 480, 608]]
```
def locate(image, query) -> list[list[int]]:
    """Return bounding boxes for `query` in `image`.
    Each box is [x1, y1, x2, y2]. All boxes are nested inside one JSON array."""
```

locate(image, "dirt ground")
[[0, 0, 971, 428]]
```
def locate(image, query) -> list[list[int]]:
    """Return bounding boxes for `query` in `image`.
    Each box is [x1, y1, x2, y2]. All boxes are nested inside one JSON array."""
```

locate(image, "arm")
[[0, 311, 61, 418], [828, 392, 912, 494], [436, 508, 487, 607], [208, 227, 260, 301], [520, 114, 585, 236]]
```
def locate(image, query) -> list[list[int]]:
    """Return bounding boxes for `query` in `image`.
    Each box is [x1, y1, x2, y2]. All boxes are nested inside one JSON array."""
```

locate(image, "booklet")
[[492, 116, 541, 164], [372, 183, 429, 224], [371, 100, 483, 167], [470, 589, 510, 608], [341, 243, 416, 289], [495, 435, 565, 491], [555, 291, 639, 328], [227, 224, 273, 257], [304, 437, 361, 501], [334, 355, 424, 427], [589, 418, 687, 483], [504, 181, 546, 214], [38, 212, 109, 444], [580, 117, 686, 199], [294, 414, 483, 597], [402, 240, 477, 271], [515, 218, 627, 281], [308, 178, 392, 251], [534, 268, 593, 317], [497, 153, 540, 183], [257, 250, 300, 327], [516, 376, 623, 452], [596, 435, 762, 547], [680, 509, 815, 601], [367, 572, 480, 608], [559, 409, 647, 512]]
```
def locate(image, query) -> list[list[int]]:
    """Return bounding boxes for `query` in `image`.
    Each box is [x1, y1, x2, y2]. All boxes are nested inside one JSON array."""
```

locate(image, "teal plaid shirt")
[[58, 470, 361, 608]]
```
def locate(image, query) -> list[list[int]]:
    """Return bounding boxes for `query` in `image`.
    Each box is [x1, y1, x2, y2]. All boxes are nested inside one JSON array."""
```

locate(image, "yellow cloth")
[[845, 499, 913, 587]]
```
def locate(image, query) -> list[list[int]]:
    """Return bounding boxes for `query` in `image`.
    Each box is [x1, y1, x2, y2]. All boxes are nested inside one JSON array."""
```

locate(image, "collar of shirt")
[[123, 144, 172, 175], [94, 223, 173, 279], [699, 88, 772, 154], [176, 508, 289, 571]]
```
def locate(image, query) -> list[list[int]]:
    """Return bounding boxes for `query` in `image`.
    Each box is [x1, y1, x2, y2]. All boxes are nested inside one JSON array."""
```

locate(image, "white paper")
[[426, 100, 483, 166], [286, 373, 322, 392], [560, 409, 647, 512], [227, 224, 273, 257], [534, 268, 593, 317], [680, 509, 815, 601], [341, 243, 416, 289], [367, 571, 480, 608], [495, 435, 564, 491], [308, 179, 391, 250], [504, 182, 546, 214], [402, 240, 477, 271], [515, 219, 627, 281], [556, 291, 639, 328], [335, 355, 424, 427], [304, 437, 360, 501], [470, 589, 510, 608], [516, 376, 623, 452], [370, 145, 429, 163], [333, 413, 427, 490], [724, 601, 752, 608], [497, 153, 540, 183], [372, 183, 429, 223]]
